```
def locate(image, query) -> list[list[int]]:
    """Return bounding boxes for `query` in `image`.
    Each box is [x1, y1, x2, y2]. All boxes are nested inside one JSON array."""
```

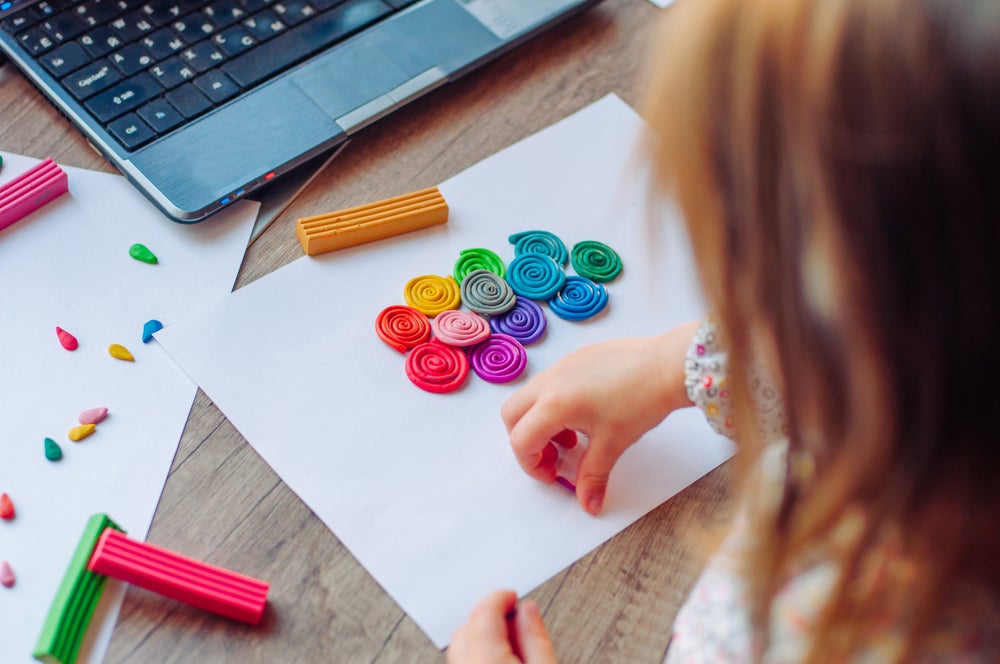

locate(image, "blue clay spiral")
[[506, 254, 566, 300], [548, 276, 608, 321]]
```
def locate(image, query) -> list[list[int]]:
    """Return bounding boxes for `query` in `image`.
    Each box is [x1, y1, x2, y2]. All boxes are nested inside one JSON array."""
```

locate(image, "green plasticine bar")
[[33, 514, 124, 664]]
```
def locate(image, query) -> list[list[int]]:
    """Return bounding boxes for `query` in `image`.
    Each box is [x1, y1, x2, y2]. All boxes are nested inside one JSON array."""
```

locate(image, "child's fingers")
[[500, 379, 541, 434], [448, 590, 519, 663], [513, 601, 557, 664], [575, 434, 623, 515], [507, 405, 571, 483]]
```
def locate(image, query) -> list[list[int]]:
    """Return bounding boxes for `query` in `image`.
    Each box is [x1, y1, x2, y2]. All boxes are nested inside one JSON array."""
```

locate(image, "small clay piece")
[[68, 424, 96, 442], [0, 493, 14, 520], [44, 437, 63, 461], [78, 407, 108, 425], [108, 343, 135, 361], [129, 243, 158, 264], [142, 319, 163, 343], [55, 326, 78, 351], [0, 561, 15, 588]]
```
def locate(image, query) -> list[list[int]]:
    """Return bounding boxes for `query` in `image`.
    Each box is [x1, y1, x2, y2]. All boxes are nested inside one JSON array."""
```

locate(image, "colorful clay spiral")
[[468, 334, 527, 383], [454, 247, 506, 282], [489, 297, 547, 345], [506, 254, 566, 300], [508, 230, 569, 266], [570, 240, 622, 282], [548, 276, 609, 321], [375, 305, 431, 353], [405, 340, 470, 393], [460, 269, 516, 315], [403, 274, 461, 317], [432, 310, 491, 347]]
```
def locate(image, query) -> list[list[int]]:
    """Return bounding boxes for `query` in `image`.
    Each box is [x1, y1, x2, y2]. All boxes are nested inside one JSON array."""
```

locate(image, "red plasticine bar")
[[86, 528, 269, 625], [0, 158, 68, 232]]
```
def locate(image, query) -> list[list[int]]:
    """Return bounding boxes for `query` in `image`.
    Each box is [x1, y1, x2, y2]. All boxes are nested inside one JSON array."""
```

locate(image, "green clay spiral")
[[570, 240, 623, 283], [454, 248, 506, 282]]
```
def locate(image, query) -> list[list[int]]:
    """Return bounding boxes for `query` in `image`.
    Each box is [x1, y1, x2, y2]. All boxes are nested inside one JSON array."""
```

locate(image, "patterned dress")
[[665, 319, 1000, 662]]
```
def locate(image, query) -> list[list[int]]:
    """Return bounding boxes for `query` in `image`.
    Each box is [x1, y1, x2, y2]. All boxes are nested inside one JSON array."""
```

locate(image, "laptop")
[[0, 0, 601, 222]]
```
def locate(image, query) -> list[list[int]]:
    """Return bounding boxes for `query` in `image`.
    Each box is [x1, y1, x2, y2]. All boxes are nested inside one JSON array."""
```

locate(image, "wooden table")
[[1, 1, 733, 660]]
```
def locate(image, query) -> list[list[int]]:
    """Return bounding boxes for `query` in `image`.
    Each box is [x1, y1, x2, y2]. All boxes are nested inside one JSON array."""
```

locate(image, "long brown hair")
[[646, 0, 1000, 659]]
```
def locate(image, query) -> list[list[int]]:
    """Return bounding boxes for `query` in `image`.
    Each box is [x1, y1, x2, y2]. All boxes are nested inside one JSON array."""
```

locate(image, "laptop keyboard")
[[1, 0, 418, 150]]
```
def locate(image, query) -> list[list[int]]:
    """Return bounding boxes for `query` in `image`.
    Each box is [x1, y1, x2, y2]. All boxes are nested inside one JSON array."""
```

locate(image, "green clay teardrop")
[[129, 243, 158, 264], [44, 437, 63, 461]]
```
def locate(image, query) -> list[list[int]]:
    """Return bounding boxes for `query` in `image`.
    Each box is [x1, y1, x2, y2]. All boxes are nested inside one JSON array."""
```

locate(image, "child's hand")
[[448, 590, 556, 664], [501, 321, 699, 515]]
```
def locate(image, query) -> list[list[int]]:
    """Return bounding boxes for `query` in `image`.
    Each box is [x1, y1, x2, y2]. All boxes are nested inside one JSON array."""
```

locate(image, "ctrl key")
[[107, 113, 156, 149]]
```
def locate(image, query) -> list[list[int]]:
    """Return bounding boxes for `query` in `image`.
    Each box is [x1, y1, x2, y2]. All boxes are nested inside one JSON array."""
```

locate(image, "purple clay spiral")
[[489, 297, 547, 346], [468, 334, 527, 383]]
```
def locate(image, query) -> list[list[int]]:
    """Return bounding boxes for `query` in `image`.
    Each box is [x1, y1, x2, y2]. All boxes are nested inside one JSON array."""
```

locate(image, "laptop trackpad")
[[133, 78, 341, 213], [290, 42, 409, 121]]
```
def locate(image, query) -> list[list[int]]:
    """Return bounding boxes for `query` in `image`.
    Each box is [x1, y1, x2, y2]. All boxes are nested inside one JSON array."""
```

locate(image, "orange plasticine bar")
[[86, 528, 269, 625], [296, 186, 448, 256]]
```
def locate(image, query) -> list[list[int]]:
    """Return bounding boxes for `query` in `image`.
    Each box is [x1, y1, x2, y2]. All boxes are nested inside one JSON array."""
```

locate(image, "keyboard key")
[[107, 111, 155, 148], [240, 10, 284, 42], [34, 2, 61, 19], [40, 40, 90, 77], [41, 13, 86, 41], [73, 0, 120, 29], [78, 25, 123, 57], [270, 0, 316, 26], [137, 97, 183, 132], [179, 40, 225, 72], [189, 15, 216, 38], [2, 9, 41, 34], [18, 26, 57, 55], [238, 0, 270, 13], [62, 57, 122, 99], [164, 82, 211, 118], [111, 0, 141, 13], [109, 41, 154, 75], [85, 71, 163, 121], [109, 9, 155, 41], [148, 55, 196, 88], [137, 2, 185, 28], [222, 0, 390, 89], [140, 27, 185, 59], [203, 0, 246, 28], [211, 24, 255, 57], [193, 69, 239, 103], [169, 16, 201, 44]]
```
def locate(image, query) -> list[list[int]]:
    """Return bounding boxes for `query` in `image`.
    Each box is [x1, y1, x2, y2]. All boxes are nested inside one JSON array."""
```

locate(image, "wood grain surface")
[[0, 1, 735, 661]]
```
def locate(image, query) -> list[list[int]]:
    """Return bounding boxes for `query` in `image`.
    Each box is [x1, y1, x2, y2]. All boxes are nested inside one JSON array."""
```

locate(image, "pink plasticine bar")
[[86, 528, 269, 625], [0, 157, 68, 232]]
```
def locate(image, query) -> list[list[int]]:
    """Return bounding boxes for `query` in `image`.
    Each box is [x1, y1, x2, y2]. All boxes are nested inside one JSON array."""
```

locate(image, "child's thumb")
[[515, 601, 556, 664], [575, 438, 618, 515]]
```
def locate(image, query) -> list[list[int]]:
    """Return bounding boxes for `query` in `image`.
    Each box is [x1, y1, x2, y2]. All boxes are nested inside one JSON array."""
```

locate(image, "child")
[[448, 0, 1000, 661]]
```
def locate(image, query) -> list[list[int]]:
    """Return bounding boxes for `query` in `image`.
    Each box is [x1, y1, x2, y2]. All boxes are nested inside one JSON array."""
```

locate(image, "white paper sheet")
[[155, 95, 735, 648], [0, 153, 257, 664]]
